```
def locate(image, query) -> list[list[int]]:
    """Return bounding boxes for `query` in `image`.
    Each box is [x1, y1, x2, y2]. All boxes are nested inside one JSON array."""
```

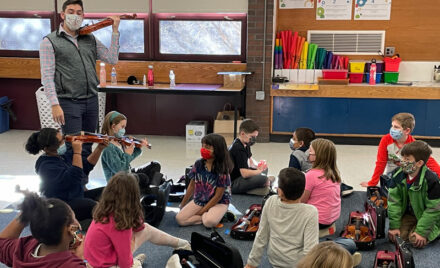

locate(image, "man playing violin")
[[39, 0, 120, 157]]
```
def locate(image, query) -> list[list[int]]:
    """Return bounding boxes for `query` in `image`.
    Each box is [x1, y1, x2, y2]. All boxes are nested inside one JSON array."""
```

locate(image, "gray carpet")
[[0, 191, 438, 267]]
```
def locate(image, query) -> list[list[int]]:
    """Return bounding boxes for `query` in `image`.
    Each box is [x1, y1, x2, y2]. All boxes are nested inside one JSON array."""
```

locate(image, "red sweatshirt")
[[368, 134, 440, 186]]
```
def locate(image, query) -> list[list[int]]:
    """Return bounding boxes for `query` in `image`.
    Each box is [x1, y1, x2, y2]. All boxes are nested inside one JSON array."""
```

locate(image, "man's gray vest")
[[46, 29, 99, 99]]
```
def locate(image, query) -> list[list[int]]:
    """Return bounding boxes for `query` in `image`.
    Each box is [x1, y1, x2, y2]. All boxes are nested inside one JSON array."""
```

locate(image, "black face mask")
[[247, 136, 257, 146]]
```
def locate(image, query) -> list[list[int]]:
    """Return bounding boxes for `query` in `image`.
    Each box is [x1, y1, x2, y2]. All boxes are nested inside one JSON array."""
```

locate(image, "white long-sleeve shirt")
[[247, 195, 319, 268]]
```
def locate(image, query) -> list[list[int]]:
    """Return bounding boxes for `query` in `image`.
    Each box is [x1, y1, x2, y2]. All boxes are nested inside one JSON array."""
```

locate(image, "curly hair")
[[93, 172, 143, 230]]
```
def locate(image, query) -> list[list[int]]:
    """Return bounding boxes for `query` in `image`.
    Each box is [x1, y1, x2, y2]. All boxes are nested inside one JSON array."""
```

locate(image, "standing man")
[[39, 0, 120, 157]]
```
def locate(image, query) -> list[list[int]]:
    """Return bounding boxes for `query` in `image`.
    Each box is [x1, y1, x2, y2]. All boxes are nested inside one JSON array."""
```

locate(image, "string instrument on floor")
[[346, 217, 372, 242], [79, 14, 137, 35], [370, 189, 388, 209], [231, 204, 262, 240], [65, 132, 152, 149]]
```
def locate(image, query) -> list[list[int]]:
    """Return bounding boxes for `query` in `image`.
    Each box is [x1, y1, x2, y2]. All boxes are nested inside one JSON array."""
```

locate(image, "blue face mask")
[[57, 143, 67, 155], [115, 128, 126, 138], [390, 128, 403, 140]]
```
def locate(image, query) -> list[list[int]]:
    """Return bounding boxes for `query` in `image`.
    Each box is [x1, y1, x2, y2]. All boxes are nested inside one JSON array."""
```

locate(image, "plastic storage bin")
[[384, 72, 399, 83], [384, 57, 401, 72], [365, 62, 384, 74], [0, 96, 10, 133], [349, 73, 364, 83], [365, 73, 383, 83], [322, 69, 348, 79], [349, 62, 366, 73]]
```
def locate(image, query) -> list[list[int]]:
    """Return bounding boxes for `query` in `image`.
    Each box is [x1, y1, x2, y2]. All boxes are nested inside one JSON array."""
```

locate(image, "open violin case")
[[367, 186, 388, 239], [172, 232, 243, 268], [230, 204, 262, 240], [374, 236, 415, 268], [341, 210, 377, 250], [141, 180, 171, 227]]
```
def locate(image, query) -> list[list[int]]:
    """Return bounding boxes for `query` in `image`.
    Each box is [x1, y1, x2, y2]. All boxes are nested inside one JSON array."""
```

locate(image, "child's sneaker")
[[352, 251, 362, 267], [341, 182, 354, 197], [132, 253, 146, 267]]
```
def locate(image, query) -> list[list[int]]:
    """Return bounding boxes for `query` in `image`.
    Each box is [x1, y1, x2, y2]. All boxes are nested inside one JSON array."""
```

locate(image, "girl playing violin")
[[176, 133, 233, 228], [25, 128, 107, 223], [100, 111, 161, 192]]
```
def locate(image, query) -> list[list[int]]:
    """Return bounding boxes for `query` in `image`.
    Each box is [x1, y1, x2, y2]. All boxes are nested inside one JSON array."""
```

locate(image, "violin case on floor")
[[367, 186, 388, 239], [373, 236, 415, 268], [167, 180, 186, 203], [341, 210, 377, 250], [172, 232, 243, 268], [141, 180, 171, 227], [230, 204, 262, 240]]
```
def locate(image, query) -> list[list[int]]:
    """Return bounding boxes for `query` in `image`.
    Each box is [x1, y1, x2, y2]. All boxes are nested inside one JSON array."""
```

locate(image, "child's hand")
[[141, 138, 150, 148], [410, 232, 427, 248], [388, 229, 400, 242], [71, 138, 83, 154], [97, 139, 109, 150], [360, 181, 369, 187], [125, 143, 135, 155], [258, 160, 267, 171]]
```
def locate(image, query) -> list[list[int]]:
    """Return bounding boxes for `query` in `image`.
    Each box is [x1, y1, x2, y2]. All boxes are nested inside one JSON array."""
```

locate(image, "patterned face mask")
[[65, 14, 83, 31], [400, 160, 417, 174]]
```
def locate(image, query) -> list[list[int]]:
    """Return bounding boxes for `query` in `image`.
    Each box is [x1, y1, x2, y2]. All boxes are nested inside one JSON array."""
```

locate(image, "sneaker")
[[132, 253, 146, 267], [352, 252, 362, 267], [341, 182, 354, 197]]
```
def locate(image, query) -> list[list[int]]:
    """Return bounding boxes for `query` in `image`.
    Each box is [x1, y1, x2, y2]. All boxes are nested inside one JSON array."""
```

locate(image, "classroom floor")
[[1, 129, 440, 267]]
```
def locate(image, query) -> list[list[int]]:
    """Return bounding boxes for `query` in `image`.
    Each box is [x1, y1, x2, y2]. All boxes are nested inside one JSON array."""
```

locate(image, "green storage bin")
[[384, 72, 399, 83]]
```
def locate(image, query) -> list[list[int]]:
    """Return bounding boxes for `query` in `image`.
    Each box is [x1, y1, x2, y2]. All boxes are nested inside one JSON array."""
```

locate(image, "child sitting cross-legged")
[[245, 168, 319, 268], [84, 172, 190, 268], [288, 127, 315, 172], [388, 140, 440, 248]]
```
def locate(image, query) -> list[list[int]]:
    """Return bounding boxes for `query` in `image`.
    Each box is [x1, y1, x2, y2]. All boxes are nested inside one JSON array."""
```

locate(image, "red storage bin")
[[384, 57, 401, 72], [349, 73, 364, 83], [322, 69, 348, 79]]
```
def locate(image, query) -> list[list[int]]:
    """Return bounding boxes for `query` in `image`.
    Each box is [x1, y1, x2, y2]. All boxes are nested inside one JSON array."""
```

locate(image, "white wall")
[[1, 0, 54, 11]]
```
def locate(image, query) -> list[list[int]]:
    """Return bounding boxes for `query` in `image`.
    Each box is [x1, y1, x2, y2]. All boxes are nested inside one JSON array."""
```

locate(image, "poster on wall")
[[280, 0, 314, 9], [354, 0, 392, 20], [316, 0, 353, 20]]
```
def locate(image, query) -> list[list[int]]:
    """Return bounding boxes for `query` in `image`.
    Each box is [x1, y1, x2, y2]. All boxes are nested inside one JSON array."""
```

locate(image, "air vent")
[[307, 30, 385, 55]]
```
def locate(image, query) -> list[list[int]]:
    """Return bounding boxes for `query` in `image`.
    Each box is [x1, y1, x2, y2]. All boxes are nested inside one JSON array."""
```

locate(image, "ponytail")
[[19, 193, 73, 246], [25, 128, 59, 155]]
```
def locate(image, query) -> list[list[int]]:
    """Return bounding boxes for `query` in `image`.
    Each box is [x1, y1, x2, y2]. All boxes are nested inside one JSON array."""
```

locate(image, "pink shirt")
[[83, 216, 144, 268], [305, 169, 341, 225]]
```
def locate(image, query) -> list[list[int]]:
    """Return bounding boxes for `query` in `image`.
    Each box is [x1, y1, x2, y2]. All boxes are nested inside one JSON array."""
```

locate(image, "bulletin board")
[[277, 0, 440, 61]]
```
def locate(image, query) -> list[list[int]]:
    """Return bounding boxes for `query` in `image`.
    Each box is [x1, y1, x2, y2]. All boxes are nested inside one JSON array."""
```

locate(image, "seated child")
[[84, 172, 190, 268], [288, 127, 315, 172], [297, 241, 354, 268], [0, 193, 85, 267], [229, 119, 273, 195], [245, 168, 319, 268], [388, 140, 440, 248], [176, 134, 233, 228], [301, 138, 341, 229], [101, 111, 161, 192], [361, 112, 440, 187]]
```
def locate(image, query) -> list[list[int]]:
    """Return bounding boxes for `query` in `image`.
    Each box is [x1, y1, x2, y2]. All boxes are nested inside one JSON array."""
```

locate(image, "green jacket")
[[101, 143, 142, 181], [388, 165, 440, 241]]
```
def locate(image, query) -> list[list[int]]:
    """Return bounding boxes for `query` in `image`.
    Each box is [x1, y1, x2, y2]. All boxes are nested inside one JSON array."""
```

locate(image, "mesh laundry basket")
[[35, 87, 106, 131]]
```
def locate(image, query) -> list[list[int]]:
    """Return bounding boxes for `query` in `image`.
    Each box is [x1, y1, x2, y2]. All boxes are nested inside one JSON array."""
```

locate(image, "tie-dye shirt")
[[188, 159, 231, 206]]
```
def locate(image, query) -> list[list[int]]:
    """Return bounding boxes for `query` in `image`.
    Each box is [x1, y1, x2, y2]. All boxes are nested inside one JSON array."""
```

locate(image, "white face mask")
[[64, 14, 83, 31]]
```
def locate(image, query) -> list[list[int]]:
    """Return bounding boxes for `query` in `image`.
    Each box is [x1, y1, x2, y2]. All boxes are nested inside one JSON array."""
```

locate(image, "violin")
[[78, 14, 137, 35], [346, 217, 372, 242], [370, 190, 388, 209], [234, 208, 260, 232], [65, 132, 152, 149]]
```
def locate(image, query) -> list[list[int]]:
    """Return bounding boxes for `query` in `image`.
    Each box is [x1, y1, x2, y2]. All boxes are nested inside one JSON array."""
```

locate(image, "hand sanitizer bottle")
[[169, 70, 176, 88]]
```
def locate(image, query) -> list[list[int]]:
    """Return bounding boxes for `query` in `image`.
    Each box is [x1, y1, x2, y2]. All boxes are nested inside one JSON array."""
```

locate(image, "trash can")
[[0, 96, 11, 133]]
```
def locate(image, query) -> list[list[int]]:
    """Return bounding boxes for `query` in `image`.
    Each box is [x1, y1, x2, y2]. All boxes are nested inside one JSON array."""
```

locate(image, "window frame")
[[81, 13, 149, 60], [152, 13, 247, 62], [0, 11, 55, 57]]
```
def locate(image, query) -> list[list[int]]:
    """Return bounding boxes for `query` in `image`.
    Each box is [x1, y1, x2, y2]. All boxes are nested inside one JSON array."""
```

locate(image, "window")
[[153, 14, 246, 62], [0, 12, 54, 57], [83, 14, 148, 59]]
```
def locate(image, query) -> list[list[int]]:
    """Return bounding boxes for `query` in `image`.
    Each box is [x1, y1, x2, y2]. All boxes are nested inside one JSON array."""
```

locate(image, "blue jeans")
[[320, 237, 357, 254]]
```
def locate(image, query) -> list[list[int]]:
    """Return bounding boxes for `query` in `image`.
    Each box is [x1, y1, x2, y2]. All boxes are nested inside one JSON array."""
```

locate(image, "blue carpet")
[[0, 191, 438, 267]]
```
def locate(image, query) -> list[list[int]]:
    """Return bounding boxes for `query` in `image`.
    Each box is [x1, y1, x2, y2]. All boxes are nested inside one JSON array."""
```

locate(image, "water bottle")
[[99, 62, 106, 87], [169, 70, 176, 88], [111, 67, 117, 85], [147, 65, 154, 87], [369, 59, 377, 85], [143, 74, 147, 86]]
